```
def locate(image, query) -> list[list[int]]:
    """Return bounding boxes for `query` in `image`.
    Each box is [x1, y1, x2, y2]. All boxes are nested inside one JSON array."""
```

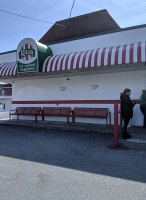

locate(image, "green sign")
[[17, 38, 53, 73], [17, 38, 38, 73], [17, 59, 37, 73]]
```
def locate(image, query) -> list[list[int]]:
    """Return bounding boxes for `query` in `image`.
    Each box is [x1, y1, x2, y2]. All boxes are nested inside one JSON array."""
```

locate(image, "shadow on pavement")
[[0, 125, 145, 184]]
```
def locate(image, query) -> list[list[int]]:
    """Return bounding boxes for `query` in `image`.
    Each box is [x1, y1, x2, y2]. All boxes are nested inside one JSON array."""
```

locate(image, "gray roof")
[[39, 9, 120, 44]]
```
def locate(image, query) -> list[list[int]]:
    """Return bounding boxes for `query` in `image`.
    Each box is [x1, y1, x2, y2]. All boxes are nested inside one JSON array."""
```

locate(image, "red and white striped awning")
[[0, 62, 17, 76], [43, 41, 146, 73], [0, 41, 146, 77]]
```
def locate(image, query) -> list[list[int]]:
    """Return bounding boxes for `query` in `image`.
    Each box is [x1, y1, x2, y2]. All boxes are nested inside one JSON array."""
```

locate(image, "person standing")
[[140, 90, 146, 128], [120, 88, 136, 139]]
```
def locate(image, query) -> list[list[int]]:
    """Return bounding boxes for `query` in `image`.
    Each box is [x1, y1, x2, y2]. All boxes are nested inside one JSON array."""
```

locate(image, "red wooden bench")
[[72, 107, 111, 126], [9, 107, 41, 122], [41, 107, 72, 124]]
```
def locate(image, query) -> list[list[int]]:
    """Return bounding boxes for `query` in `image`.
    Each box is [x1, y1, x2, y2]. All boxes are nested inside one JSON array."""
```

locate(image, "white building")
[[0, 9, 145, 126], [0, 83, 12, 112]]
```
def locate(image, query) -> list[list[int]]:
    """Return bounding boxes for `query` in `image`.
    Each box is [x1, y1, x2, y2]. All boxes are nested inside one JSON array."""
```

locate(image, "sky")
[[0, 0, 146, 53]]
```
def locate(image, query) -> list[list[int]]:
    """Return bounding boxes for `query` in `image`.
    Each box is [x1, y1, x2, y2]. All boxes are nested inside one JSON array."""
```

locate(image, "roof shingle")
[[39, 9, 120, 44]]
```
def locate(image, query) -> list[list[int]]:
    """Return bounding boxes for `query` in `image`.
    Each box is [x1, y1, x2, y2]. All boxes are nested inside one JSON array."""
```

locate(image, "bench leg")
[[106, 118, 108, 127], [109, 112, 111, 125], [72, 116, 75, 123], [35, 115, 37, 123], [17, 115, 19, 120], [42, 115, 44, 121], [67, 115, 69, 124]]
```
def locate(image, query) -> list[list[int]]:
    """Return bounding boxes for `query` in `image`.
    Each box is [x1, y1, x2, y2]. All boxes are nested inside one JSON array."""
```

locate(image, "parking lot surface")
[[0, 126, 146, 200]]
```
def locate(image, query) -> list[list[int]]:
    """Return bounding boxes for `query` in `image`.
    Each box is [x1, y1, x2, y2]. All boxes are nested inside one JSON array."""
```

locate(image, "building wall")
[[12, 70, 146, 126], [1, 26, 146, 126]]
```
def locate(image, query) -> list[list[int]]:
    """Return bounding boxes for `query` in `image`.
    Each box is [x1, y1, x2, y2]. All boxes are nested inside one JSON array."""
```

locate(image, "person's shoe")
[[126, 134, 132, 139], [122, 134, 132, 139], [122, 135, 127, 139]]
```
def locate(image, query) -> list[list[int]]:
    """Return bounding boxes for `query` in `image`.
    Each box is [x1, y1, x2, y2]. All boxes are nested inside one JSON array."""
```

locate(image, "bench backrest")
[[16, 107, 25, 114], [74, 107, 109, 117], [16, 107, 41, 115], [23, 107, 33, 115], [42, 107, 71, 115], [31, 107, 41, 115]]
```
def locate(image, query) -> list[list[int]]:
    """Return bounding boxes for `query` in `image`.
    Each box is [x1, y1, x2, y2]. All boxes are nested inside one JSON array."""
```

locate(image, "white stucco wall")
[[12, 70, 146, 126]]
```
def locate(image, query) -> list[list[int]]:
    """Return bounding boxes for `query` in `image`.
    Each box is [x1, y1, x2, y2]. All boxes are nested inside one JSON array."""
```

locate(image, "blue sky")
[[0, 0, 146, 53]]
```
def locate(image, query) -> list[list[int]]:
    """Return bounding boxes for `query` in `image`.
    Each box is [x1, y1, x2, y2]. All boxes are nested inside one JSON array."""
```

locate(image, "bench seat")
[[72, 107, 111, 126], [40, 107, 72, 124], [9, 107, 41, 122]]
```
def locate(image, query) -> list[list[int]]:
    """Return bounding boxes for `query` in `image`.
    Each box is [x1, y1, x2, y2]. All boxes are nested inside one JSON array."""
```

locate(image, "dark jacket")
[[120, 93, 135, 119], [140, 92, 146, 105]]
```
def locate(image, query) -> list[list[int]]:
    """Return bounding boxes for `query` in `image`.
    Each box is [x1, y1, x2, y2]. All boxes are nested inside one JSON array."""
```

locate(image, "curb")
[[0, 121, 114, 135]]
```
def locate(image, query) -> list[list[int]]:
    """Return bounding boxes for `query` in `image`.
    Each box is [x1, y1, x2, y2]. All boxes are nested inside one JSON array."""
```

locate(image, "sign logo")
[[19, 44, 35, 61], [17, 38, 38, 73]]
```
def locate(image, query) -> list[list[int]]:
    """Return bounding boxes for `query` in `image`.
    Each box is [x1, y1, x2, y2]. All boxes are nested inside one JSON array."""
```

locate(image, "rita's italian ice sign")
[[19, 44, 35, 61], [17, 38, 38, 73]]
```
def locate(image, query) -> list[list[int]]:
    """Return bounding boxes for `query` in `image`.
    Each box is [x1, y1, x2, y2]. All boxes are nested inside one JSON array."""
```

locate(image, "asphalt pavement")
[[0, 126, 145, 200]]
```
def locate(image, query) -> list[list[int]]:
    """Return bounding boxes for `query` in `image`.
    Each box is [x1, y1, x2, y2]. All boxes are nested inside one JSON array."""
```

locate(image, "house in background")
[[0, 83, 12, 112]]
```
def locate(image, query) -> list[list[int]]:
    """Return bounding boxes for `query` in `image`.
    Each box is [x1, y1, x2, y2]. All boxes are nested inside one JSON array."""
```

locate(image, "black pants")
[[140, 104, 146, 128], [122, 118, 130, 135]]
